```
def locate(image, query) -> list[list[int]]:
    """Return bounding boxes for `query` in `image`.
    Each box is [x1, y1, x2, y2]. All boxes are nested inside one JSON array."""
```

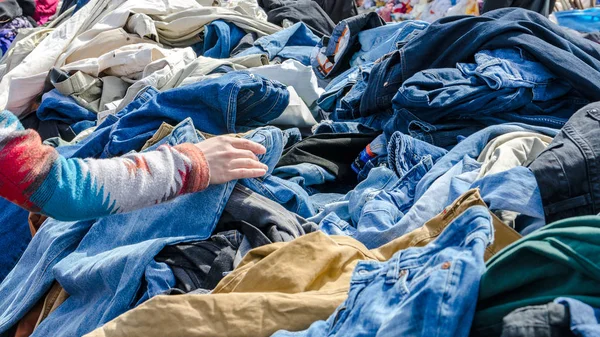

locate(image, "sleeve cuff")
[[173, 143, 210, 193]]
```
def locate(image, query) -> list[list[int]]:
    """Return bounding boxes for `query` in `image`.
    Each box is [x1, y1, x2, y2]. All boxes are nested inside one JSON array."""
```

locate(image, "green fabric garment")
[[473, 215, 600, 329]]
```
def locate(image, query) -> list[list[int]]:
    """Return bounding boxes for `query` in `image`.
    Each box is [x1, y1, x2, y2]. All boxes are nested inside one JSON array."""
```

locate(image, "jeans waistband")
[[389, 206, 493, 275]]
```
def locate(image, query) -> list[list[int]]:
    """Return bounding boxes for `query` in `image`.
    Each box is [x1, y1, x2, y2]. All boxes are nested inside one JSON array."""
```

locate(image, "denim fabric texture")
[[273, 162, 344, 213], [313, 131, 447, 248], [472, 300, 572, 337], [311, 12, 384, 79], [555, 297, 600, 337], [331, 62, 375, 121], [391, 47, 586, 135], [383, 110, 488, 149], [313, 19, 427, 122], [360, 8, 600, 118], [0, 117, 285, 337], [239, 173, 316, 218], [529, 102, 600, 224], [142, 118, 199, 152], [273, 163, 337, 195], [414, 123, 558, 202], [0, 198, 30, 284], [37, 89, 97, 134], [314, 125, 551, 249], [236, 23, 320, 66], [55, 71, 289, 159], [273, 205, 494, 337], [201, 20, 246, 59], [457, 49, 572, 101], [317, 66, 361, 114], [351, 133, 389, 182], [312, 121, 362, 134], [350, 20, 429, 67]]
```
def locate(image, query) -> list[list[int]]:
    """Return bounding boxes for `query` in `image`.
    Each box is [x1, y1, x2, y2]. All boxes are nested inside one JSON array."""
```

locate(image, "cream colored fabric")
[[115, 53, 268, 112], [247, 59, 325, 108], [477, 131, 552, 179], [268, 86, 317, 128], [64, 28, 151, 65], [0, 0, 279, 116], [0, 28, 53, 78], [62, 43, 181, 78], [154, 7, 280, 48]]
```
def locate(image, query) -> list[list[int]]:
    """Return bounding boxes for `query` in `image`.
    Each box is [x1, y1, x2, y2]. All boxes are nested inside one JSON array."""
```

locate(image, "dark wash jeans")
[[360, 8, 600, 117], [529, 102, 600, 224], [0, 199, 30, 284]]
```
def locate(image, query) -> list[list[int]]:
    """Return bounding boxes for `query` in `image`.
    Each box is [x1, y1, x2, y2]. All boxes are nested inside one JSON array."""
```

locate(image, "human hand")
[[195, 136, 268, 185]]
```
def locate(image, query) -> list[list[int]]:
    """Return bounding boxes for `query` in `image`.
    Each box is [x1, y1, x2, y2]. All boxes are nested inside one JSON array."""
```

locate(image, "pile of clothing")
[[0, 2, 599, 337], [359, 0, 480, 22]]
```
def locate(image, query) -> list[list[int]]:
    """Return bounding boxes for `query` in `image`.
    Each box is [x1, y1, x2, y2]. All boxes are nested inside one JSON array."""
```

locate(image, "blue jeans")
[[312, 121, 361, 134], [201, 20, 246, 59], [351, 134, 390, 182], [0, 199, 30, 284], [240, 174, 316, 218], [273, 205, 493, 337], [142, 118, 199, 152], [56, 71, 289, 158], [393, 125, 557, 238], [0, 124, 285, 337], [457, 48, 572, 101], [382, 108, 487, 149], [318, 21, 428, 119], [391, 48, 587, 132], [314, 125, 552, 249], [317, 65, 391, 131], [313, 132, 446, 248], [37, 89, 97, 134], [415, 123, 558, 201], [311, 12, 384, 79], [350, 20, 429, 67], [235, 22, 319, 66], [555, 297, 600, 337], [273, 163, 339, 213], [360, 8, 600, 118], [332, 62, 374, 121], [273, 163, 337, 195]]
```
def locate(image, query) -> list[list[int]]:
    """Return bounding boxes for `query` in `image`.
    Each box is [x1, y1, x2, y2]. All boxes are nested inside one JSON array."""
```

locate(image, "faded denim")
[[236, 23, 320, 66], [273, 205, 494, 337]]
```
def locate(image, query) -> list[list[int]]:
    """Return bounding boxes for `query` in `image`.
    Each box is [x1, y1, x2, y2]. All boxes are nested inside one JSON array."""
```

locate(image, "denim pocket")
[[351, 261, 383, 284], [237, 88, 255, 106], [381, 51, 404, 90], [405, 259, 452, 292], [327, 263, 380, 334]]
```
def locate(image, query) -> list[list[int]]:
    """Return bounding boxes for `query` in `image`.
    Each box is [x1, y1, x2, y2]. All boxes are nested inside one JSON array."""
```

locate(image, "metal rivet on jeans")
[[399, 270, 407, 277], [441, 262, 451, 270], [384, 81, 389, 87]]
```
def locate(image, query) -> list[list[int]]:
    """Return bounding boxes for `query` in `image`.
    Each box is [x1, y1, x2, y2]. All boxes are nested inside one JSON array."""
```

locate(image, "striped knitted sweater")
[[0, 110, 210, 221]]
